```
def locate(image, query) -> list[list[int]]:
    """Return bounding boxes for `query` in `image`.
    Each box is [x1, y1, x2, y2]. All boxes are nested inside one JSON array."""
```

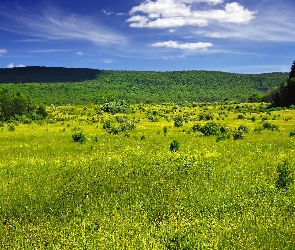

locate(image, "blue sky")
[[0, 0, 294, 73]]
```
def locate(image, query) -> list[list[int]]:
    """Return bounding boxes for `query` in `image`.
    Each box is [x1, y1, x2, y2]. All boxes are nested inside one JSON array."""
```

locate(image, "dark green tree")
[[273, 61, 295, 107]]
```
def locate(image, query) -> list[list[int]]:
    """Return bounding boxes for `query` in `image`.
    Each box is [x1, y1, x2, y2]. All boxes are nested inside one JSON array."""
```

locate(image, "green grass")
[[0, 103, 294, 249]]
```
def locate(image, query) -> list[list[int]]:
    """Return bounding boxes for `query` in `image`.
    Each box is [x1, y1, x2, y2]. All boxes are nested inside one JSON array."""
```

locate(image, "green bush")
[[170, 140, 180, 152], [174, 116, 183, 127], [199, 122, 220, 136], [8, 124, 15, 131], [198, 113, 213, 121], [276, 162, 293, 190], [191, 123, 201, 132], [263, 122, 278, 130], [290, 131, 295, 137], [238, 124, 249, 133], [233, 130, 245, 140], [72, 131, 86, 143]]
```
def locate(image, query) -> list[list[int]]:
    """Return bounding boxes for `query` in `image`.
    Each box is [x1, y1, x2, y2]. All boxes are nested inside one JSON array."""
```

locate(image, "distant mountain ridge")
[[0, 66, 101, 83]]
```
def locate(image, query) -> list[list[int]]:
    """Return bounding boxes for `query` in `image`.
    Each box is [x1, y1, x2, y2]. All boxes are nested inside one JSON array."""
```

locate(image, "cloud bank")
[[150, 40, 213, 50], [127, 0, 256, 28]]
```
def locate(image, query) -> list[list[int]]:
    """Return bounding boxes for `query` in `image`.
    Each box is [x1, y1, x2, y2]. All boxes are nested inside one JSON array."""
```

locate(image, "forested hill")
[[0, 66, 101, 83], [0, 67, 288, 104]]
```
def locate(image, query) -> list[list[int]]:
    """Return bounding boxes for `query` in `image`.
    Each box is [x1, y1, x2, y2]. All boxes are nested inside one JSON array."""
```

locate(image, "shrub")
[[238, 125, 249, 133], [290, 131, 295, 137], [101, 100, 133, 114], [72, 131, 86, 143], [199, 122, 220, 136], [263, 122, 278, 130], [170, 140, 180, 152], [191, 123, 201, 132], [233, 130, 245, 140], [276, 161, 293, 190], [163, 126, 168, 135], [216, 134, 230, 142], [174, 116, 183, 127], [198, 113, 213, 121], [8, 124, 15, 131], [237, 114, 245, 119]]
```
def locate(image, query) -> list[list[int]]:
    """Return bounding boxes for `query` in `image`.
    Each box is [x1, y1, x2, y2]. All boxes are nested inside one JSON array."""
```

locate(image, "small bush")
[[290, 131, 295, 137], [163, 126, 168, 135], [237, 114, 245, 119], [170, 140, 180, 152], [8, 124, 15, 131], [72, 131, 86, 143], [263, 122, 278, 130], [198, 113, 213, 121], [238, 125, 249, 133], [276, 161, 293, 190], [191, 123, 201, 132], [174, 116, 183, 127], [233, 130, 245, 140], [199, 122, 220, 136]]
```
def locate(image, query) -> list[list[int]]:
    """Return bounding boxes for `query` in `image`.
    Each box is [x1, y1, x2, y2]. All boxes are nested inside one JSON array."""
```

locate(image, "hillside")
[[0, 66, 100, 83], [0, 67, 288, 105]]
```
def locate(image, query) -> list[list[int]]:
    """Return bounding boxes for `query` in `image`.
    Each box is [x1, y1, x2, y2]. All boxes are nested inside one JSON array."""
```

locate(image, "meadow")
[[0, 103, 294, 249]]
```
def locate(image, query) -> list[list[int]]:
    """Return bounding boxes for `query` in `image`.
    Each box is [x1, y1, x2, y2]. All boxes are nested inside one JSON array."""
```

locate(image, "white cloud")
[[194, 2, 295, 42], [76, 51, 84, 56], [102, 9, 113, 16], [0, 49, 7, 56], [127, 0, 256, 28], [150, 40, 213, 50], [7, 63, 25, 68]]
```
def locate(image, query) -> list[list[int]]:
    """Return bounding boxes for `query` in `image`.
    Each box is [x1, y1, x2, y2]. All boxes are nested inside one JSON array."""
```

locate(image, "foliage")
[[276, 161, 293, 190], [174, 116, 183, 127], [0, 89, 47, 121], [72, 131, 86, 143], [263, 122, 278, 130], [102, 117, 136, 135], [0, 68, 288, 105], [233, 130, 245, 140], [191, 123, 201, 132], [272, 61, 295, 107], [199, 122, 221, 136], [170, 140, 180, 152], [101, 100, 133, 114]]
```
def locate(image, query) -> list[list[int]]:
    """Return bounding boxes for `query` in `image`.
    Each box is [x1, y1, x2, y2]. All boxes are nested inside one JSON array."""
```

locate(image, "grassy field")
[[0, 103, 294, 249]]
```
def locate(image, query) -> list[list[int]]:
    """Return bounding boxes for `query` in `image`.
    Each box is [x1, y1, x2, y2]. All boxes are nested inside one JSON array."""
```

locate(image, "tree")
[[273, 61, 295, 107], [0, 89, 46, 121]]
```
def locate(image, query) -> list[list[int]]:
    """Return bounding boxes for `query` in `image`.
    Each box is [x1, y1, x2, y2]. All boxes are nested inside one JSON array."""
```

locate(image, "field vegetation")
[[0, 102, 294, 249]]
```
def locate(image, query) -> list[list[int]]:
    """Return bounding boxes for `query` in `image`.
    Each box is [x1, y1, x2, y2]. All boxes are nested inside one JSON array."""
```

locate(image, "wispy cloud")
[[0, 5, 126, 46], [76, 51, 84, 56], [194, 3, 295, 42], [150, 40, 213, 50], [29, 49, 71, 53], [102, 9, 114, 16], [103, 59, 114, 64], [7, 63, 25, 68], [127, 0, 256, 28], [0, 49, 7, 56]]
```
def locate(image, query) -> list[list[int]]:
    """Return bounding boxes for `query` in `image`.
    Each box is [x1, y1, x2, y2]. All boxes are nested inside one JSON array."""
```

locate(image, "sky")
[[0, 0, 294, 73]]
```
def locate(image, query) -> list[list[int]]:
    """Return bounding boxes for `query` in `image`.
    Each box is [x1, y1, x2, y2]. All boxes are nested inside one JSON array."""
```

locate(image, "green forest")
[[0, 67, 288, 105]]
